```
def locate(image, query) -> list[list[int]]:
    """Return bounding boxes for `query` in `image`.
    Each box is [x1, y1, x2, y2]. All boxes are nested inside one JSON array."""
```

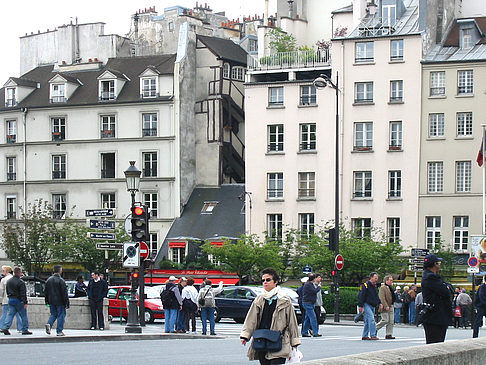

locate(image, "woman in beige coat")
[[240, 268, 301, 365]]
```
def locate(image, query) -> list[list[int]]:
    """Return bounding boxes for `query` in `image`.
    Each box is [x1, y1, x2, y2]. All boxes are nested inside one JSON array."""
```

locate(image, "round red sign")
[[335, 254, 344, 270], [468, 256, 478, 267], [139, 241, 150, 260]]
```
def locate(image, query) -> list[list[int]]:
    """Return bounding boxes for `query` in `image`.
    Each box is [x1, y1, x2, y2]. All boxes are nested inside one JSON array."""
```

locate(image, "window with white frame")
[[352, 218, 371, 238], [300, 85, 316, 105], [456, 161, 472, 192], [461, 28, 473, 49], [387, 217, 400, 244], [143, 152, 158, 177], [354, 82, 373, 103], [457, 112, 472, 137], [428, 113, 444, 138], [298, 172, 315, 198], [390, 80, 403, 102], [430, 71, 445, 96], [170, 246, 186, 264], [390, 39, 403, 60], [354, 122, 373, 150], [141, 77, 157, 98], [300, 123, 316, 151], [50, 84, 66, 103], [428, 161, 443, 193], [6, 156, 16, 181], [231, 66, 245, 81], [267, 173, 283, 199], [6, 120, 16, 143], [355, 42, 374, 63], [426, 216, 441, 249], [149, 232, 158, 259], [267, 214, 283, 241], [388, 170, 402, 198], [389, 121, 402, 150], [299, 213, 315, 236], [268, 87, 284, 106], [382, 5, 397, 27], [52, 193, 66, 219], [458, 70, 473, 95], [267, 124, 284, 152], [353, 171, 372, 198], [6, 195, 16, 220], [222, 63, 230, 78], [144, 192, 158, 218], [142, 113, 158, 137], [101, 193, 116, 209], [52, 117, 66, 141], [453, 216, 468, 251], [100, 115, 116, 138], [5, 87, 16, 107], [52, 154, 66, 179], [100, 80, 115, 100], [248, 39, 257, 52]]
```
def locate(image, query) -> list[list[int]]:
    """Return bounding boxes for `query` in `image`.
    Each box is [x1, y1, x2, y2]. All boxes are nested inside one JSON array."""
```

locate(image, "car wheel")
[[233, 318, 245, 324], [144, 309, 155, 324]]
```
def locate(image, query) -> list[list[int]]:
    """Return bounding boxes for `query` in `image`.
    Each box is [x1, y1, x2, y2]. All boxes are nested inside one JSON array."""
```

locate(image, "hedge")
[[321, 286, 360, 314]]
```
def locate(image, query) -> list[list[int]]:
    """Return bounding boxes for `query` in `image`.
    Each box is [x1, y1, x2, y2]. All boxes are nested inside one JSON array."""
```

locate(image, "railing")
[[101, 130, 115, 139], [143, 168, 157, 177], [7, 173, 16, 181], [389, 96, 403, 102], [356, 17, 396, 37], [298, 189, 315, 198], [267, 189, 283, 199], [7, 135, 16, 144], [247, 49, 330, 71], [142, 128, 157, 137], [6, 211, 16, 220], [50, 96, 67, 103], [52, 171, 66, 179], [300, 142, 316, 151], [100, 92, 116, 101], [52, 132, 65, 141], [389, 144, 402, 151], [267, 143, 284, 152], [300, 96, 316, 106], [5, 99, 17, 107]]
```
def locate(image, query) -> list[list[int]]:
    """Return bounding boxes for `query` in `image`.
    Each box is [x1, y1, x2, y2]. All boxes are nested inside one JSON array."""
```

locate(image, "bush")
[[321, 286, 360, 314]]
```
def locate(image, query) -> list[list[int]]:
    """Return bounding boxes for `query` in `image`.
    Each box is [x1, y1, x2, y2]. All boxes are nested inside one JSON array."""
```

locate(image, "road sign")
[[411, 248, 429, 257], [335, 254, 344, 270], [467, 267, 480, 274], [89, 219, 116, 230], [96, 243, 123, 250], [85, 209, 114, 217], [468, 256, 479, 267], [409, 258, 424, 263], [89, 232, 116, 240], [302, 265, 312, 274], [139, 241, 150, 260], [408, 265, 424, 272], [123, 242, 140, 268]]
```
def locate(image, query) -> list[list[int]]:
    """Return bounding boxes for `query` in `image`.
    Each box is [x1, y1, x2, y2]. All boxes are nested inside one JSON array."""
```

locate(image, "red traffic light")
[[331, 270, 336, 276], [134, 206, 144, 216], [132, 272, 139, 279]]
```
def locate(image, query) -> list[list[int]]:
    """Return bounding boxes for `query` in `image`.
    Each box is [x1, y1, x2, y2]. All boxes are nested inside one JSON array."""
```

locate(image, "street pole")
[[139, 258, 145, 326], [333, 72, 340, 323]]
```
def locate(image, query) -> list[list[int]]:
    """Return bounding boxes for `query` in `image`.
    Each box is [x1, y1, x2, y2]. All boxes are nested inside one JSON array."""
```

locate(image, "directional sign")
[[85, 209, 114, 217], [468, 256, 479, 267], [302, 265, 312, 274], [123, 242, 140, 268], [89, 232, 116, 240], [89, 219, 116, 230], [467, 267, 480, 274], [335, 254, 344, 270], [139, 241, 150, 260], [409, 266, 424, 272], [96, 243, 123, 250], [411, 248, 430, 257]]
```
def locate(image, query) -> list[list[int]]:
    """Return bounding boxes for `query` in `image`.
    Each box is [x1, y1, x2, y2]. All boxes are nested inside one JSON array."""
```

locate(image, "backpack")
[[160, 288, 176, 308]]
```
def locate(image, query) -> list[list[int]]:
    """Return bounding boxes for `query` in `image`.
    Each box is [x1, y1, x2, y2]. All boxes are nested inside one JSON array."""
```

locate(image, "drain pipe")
[[21, 107, 28, 211]]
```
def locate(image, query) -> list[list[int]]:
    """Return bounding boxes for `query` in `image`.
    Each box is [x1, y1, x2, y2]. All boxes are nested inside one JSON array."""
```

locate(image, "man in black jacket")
[[44, 265, 69, 336], [301, 273, 322, 337], [421, 254, 452, 344], [473, 275, 486, 338], [0, 267, 32, 335], [358, 272, 382, 340], [87, 271, 109, 330]]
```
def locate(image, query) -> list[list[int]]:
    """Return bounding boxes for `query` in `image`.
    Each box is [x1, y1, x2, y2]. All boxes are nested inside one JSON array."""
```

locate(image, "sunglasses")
[[261, 278, 273, 283]]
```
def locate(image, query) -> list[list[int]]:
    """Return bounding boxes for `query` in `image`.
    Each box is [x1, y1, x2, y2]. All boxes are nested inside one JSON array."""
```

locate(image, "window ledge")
[[297, 150, 317, 155], [426, 137, 446, 141], [351, 198, 373, 201], [353, 101, 374, 106], [296, 197, 316, 201], [298, 104, 318, 108], [388, 148, 403, 152], [455, 94, 474, 98], [455, 136, 474, 140], [388, 100, 404, 104], [389, 59, 404, 64], [265, 199, 285, 202], [352, 148, 374, 153], [266, 151, 285, 156], [267, 105, 285, 109], [428, 95, 446, 99], [386, 198, 403, 201], [353, 61, 376, 66]]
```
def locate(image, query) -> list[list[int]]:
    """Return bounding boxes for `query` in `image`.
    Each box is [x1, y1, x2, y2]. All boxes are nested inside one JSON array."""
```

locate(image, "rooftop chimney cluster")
[[195, 2, 212, 12], [137, 6, 156, 14]]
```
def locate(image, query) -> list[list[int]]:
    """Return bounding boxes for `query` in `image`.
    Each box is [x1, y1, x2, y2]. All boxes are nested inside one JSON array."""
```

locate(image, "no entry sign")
[[335, 254, 344, 270], [139, 241, 150, 260]]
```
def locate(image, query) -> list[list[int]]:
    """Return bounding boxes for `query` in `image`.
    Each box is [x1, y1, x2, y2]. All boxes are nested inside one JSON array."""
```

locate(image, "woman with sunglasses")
[[240, 268, 301, 365]]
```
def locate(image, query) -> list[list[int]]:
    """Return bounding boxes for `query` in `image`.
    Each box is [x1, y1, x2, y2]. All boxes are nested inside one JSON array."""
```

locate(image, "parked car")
[[107, 286, 164, 323]]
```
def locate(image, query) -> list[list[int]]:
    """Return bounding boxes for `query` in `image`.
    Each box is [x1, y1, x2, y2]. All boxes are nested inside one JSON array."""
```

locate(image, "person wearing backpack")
[[161, 276, 183, 333], [197, 279, 223, 335]]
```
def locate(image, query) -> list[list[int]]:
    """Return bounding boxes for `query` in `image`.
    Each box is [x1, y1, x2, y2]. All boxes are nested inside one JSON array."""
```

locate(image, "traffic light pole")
[[139, 259, 145, 326], [125, 268, 142, 333], [333, 73, 340, 323]]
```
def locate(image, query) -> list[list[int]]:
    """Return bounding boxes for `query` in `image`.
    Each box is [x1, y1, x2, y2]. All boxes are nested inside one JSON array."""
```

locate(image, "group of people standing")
[[393, 284, 418, 324]]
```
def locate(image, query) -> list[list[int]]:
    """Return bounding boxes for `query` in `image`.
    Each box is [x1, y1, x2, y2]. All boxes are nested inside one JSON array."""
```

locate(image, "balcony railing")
[[7, 135, 16, 144], [5, 99, 17, 107], [50, 96, 67, 103], [52, 171, 66, 179], [7, 173, 16, 181], [143, 168, 157, 177], [52, 132, 65, 141], [142, 128, 157, 137], [6, 211, 16, 220], [298, 189, 315, 198], [247, 49, 330, 71], [267, 143, 284, 152], [300, 142, 316, 151], [101, 130, 115, 139], [100, 92, 116, 101]]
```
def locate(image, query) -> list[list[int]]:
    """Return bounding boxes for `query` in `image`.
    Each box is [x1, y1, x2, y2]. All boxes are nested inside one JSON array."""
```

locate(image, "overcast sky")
[[0, 0, 276, 84]]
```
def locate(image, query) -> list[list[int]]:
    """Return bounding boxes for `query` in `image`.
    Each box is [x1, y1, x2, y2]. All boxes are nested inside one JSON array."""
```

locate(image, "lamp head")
[[313, 75, 329, 89]]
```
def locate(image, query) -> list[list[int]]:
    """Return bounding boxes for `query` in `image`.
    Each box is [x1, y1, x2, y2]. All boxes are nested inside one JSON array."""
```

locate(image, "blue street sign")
[[89, 232, 116, 240], [90, 219, 116, 230], [302, 265, 312, 274]]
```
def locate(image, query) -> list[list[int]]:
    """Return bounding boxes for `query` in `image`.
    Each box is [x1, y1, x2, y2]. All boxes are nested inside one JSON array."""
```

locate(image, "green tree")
[[430, 241, 455, 283], [267, 27, 296, 53]]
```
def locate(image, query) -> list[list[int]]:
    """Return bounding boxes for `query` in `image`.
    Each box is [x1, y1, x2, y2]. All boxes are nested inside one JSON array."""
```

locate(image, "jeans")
[[408, 301, 416, 324], [362, 303, 376, 338], [47, 305, 66, 333], [0, 304, 22, 331], [3, 298, 29, 332], [302, 302, 319, 335], [89, 299, 104, 329], [200, 307, 215, 334], [394, 306, 401, 323], [164, 308, 178, 333], [176, 309, 185, 331]]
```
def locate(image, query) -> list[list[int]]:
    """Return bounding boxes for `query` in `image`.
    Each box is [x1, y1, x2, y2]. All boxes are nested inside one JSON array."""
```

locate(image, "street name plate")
[[85, 209, 114, 217], [411, 248, 429, 257], [96, 243, 123, 250], [89, 232, 116, 240], [89, 219, 116, 230]]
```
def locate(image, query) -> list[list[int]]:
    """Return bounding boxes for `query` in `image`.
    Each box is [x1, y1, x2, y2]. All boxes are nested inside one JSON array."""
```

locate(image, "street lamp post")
[[313, 72, 340, 322], [124, 161, 142, 333]]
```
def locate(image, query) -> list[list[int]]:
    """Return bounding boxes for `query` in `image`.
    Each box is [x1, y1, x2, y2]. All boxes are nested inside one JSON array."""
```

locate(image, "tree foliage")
[[430, 241, 455, 283], [267, 27, 296, 53]]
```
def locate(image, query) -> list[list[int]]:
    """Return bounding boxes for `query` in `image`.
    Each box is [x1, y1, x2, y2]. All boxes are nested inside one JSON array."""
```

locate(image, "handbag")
[[454, 305, 462, 317], [198, 287, 210, 307], [252, 329, 282, 352]]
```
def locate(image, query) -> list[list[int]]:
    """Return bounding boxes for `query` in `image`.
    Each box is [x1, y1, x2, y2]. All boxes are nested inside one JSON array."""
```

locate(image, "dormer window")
[[382, 5, 397, 27], [5, 87, 16, 107], [100, 80, 115, 100], [50, 84, 66, 103], [141, 77, 157, 98], [462, 28, 473, 49]]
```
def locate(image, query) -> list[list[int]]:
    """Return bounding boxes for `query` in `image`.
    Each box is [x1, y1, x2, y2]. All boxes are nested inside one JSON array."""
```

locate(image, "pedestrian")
[[314, 279, 323, 326], [408, 285, 417, 325], [0, 267, 32, 335], [44, 265, 69, 336], [301, 273, 322, 337], [176, 277, 187, 333], [74, 275, 87, 298], [401, 286, 410, 324], [393, 286, 402, 324], [457, 289, 472, 328], [161, 276, 183, 333], [415, 290, 423, 326], [358, 272, 382, 340], [296, 277, 308, 326], [197, 279, 223, 335], [420, 254, 452, 344], [87, 270, 108, 330], [181, 277, 198, 334], [0, 266, 22, 333], [473, 275, 486, 338], [376, 275, 395, 339], [452, 292, 461, 328], [240, 267, 301, 365]]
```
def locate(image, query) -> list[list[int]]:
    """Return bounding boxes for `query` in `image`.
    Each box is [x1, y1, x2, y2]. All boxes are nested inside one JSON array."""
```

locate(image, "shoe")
[[362, 337, 371, 340], [99, 328, 104, 331], [45, 324, 51, 335], [312, 334, 322, 337], [370, 336, 379, 340], [90, 327, 96, 330], [177, 329, 184, 333], [22, 331, 33, 335], [56, 332, 65, 336], [1, 329, 11, 335], [191, 331, 197, 334], [210, 333, 217, 336], [302, 334, 311, 337], [385, 335, 395, 339], [202, 332, 206, 335], [170, 331, 177, 333]]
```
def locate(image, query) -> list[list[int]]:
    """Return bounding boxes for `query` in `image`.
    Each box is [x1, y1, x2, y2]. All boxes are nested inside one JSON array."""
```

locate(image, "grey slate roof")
[[332, 4, 353, 14], [0, 54, 175, 110], [7, 77, 38, 88], [163, 184, 245, 243], [198, 35, 248, 65]]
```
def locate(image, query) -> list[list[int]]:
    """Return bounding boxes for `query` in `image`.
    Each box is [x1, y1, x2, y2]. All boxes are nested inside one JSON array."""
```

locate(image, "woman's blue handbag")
[[252, 329, 282, 352]]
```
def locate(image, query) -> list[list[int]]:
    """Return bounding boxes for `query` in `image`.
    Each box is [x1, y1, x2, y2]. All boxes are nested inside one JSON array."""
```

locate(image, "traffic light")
[[325, 228, 336, 251], [131, 271, 139, 289], [131, 205, 149, 242], [331, 269, 336, 277]]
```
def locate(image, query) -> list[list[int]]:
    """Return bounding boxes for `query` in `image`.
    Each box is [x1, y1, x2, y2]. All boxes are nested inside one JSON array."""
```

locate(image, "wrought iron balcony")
[[248, 49, 330, 71]]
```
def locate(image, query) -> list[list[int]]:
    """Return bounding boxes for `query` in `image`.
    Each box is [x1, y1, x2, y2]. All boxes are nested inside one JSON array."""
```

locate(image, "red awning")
[[211, 241, 224, 247], [169, 241, 186, 248], [144, 269, 239, 286], [144, 277, 239, 285]]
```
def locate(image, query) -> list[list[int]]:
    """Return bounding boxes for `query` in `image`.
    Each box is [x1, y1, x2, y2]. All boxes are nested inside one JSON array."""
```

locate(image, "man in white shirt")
[[181, 278, 199, 333]]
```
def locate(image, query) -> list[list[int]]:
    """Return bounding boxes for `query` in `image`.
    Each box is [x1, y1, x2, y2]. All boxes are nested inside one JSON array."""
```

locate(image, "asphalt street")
[[0, 320, 483, 365]]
